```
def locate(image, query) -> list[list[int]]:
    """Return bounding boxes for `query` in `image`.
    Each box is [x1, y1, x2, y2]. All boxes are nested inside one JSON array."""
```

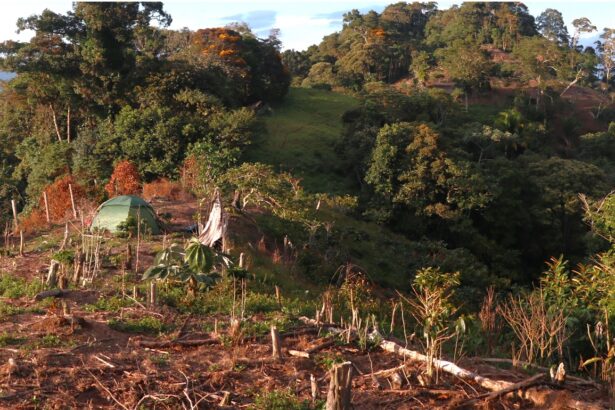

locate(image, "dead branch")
[[454, 373, 546, 408], [475, 357, 601, 387], [134, 337, 219, 348]]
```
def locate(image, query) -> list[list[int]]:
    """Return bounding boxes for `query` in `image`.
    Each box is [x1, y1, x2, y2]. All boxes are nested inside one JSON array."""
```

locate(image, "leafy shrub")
[[0, 333, 26, 347], [108, 316, 169, 335], [85, 296, 134, 312], [37, 334, 63, 348], [0, 302, 25, 317], [251, 389, 313, 410], [0, 274, 43, 298]]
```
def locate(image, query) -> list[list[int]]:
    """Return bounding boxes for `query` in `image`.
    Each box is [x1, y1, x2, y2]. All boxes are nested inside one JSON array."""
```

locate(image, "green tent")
[[90, 195, 161, 234]]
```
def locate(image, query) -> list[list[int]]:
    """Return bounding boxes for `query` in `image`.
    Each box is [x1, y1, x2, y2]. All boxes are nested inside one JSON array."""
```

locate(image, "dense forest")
[[0, 1, 614, 408]]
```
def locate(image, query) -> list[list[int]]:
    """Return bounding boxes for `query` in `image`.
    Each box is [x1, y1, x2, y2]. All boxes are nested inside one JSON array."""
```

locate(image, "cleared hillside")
[[245, 87, 358, 195]]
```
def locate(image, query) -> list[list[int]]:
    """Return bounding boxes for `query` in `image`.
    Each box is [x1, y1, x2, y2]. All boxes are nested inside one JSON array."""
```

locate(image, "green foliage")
[[0, 274, 43, 298], [0, 333, 26, 347], [108, 316, 168, 335], [435, 40, 493, 93], [366, 122, 490, 221], [37, 334, 63, 348], [251, 389, 314, 410], [84, 296, 134, 312], [143, 239, 230, 293], [537, 8, 569, 45]]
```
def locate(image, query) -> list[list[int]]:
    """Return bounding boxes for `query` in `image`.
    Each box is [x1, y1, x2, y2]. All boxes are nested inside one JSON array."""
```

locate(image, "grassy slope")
[[245, 87, 358, 195], [244, 87, 420, 290]]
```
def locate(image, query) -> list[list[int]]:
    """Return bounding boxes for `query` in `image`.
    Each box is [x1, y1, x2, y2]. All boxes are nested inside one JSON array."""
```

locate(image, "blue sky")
[[1, 1, 613, 50]]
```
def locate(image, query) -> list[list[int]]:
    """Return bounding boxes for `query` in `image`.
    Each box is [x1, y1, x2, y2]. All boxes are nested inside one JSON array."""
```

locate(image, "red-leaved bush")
[[21, 174, 86, 232], [105, 160, 141, 197]]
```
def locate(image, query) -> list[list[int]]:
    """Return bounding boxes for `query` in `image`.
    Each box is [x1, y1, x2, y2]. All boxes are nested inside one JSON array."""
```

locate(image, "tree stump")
[[311, 373, 318, 402], [46, 260, 60, 288], [271, 325, 283, 360], [326, 361, 353, 410]]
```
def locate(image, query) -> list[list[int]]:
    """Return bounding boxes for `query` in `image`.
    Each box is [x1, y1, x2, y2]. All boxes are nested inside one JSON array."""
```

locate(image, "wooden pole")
[[135, 207, 141, 273], [326, 361, 353, 410], [66, 105, 71, 143], [43, 192, 50, 223], [149, 281, 157, 307], [311, 374, 318, 402], [275, 285, 281, 306], [68, 184, 77, 219], [18, 230, 24, 257], [271, 325, 283, 361], [10, 200, 18, 232]]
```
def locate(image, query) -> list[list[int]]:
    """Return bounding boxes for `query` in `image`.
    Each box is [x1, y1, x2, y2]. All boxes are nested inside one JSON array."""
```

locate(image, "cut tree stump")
[[271, 325, 283, 360], [326, 361, 353, 410]]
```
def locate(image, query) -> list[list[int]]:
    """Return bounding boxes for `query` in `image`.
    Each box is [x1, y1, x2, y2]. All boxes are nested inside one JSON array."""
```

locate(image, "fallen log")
[[135, 338, 218, 348], [34, 288, 63, 301], [288, 350, 311, 358], [454, 373, 546, 408], [359, 363, 409, 379], [377, 336, 605, 410], [475, 357, 600, 388], [298, 317, 605, 410]]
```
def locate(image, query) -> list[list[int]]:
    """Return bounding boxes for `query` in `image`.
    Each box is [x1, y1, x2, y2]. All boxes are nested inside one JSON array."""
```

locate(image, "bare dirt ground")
[[0, 200, 611, 409], [0, 292, 607, 410]]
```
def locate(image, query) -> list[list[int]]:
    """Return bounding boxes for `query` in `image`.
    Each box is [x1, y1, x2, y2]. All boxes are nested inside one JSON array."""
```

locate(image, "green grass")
[[0, 273, 44, 298], [108, 316, 169, 335], [0, 332, 26, 347], [84, 295, 134, 312], [246, 87, 358, 195]]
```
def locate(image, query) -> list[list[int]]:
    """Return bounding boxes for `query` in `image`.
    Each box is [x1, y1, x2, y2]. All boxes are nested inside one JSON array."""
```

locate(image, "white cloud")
[[274, 15, 341, 50]]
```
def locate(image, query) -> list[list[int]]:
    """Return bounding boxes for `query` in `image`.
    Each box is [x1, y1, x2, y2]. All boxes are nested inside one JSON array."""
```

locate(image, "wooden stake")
[[18, 230, 24, 256], [271, 325, 283, 361], [311, 373, 318, 402], [275, 285, 281, 306], [219, 391, 231, 406], [133, 285, 138, 300], [149, 281, 157, 307], [10, 200, 18, 232], [239, 252, 244, 268], [326, 361, 353, 410], [66, 105, 71, 143], [43, 192, 50, 223], [68, 184, 77, 219], [135, 207, 141, 273]]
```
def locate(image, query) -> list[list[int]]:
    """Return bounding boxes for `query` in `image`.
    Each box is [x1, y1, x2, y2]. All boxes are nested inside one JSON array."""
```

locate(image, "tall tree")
[[597, 28, 615, 85], [571, 17, 597, 50], [435, 40, 493, 110], [536, 8, 569, 45]]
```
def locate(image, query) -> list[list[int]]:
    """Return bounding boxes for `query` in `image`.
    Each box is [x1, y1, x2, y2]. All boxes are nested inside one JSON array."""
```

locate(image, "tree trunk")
[[49, 105, 63, 142], [326, 361, 353, 410], [66, 105, 71, 143]]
